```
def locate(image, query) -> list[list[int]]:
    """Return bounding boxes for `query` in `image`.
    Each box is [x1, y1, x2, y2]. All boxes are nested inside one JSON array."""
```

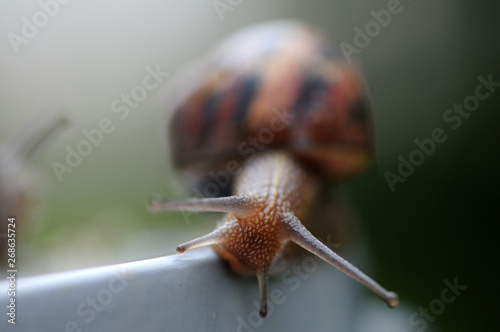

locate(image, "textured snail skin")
[[209, 152, 316, 274], [150, 21, 398, 317]]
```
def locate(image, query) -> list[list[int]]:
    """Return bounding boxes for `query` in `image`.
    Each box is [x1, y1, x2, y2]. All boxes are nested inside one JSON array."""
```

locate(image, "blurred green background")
[[1, 1, 498, 331]]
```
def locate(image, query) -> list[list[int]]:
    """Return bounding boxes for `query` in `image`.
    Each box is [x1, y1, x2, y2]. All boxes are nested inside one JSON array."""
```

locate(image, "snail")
[[0, 109, 66, 265], [149, 21, 398, 318]]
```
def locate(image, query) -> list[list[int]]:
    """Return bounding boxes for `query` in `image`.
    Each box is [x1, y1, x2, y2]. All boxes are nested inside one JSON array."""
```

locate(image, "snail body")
[[150, 21, 397, 317]]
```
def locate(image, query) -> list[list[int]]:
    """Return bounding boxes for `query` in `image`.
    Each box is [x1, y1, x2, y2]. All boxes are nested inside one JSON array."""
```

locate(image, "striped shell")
[[170, 21, 373, 180]]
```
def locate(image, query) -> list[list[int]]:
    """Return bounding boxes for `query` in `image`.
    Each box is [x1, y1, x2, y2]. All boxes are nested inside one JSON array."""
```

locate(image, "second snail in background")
[[149, 21, 398, 318]]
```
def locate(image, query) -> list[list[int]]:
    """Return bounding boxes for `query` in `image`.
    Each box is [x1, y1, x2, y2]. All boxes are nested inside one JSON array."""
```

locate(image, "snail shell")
[[169, 20, 373, 182]]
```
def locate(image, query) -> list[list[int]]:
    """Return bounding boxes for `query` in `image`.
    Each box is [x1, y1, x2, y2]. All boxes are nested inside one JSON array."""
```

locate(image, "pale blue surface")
[[0, 248, 413, 332]]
